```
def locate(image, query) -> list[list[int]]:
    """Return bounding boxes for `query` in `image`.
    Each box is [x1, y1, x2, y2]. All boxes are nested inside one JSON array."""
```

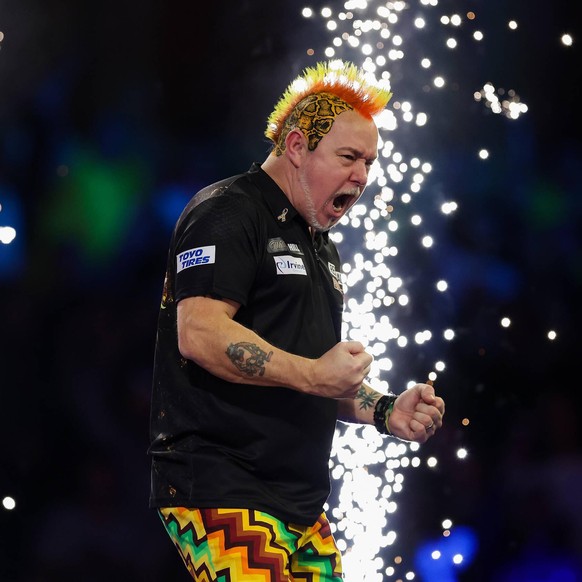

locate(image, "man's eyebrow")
[[339, 147, 377, 163]]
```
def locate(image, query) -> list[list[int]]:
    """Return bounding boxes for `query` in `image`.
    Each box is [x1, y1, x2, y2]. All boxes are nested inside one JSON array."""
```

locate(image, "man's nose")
[[352, 160, 369, 187]]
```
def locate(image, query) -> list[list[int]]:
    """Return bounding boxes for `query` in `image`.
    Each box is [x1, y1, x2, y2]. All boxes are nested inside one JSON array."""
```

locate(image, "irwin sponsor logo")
[[177, 246, 216, 273], [274, 255, 307, 276]]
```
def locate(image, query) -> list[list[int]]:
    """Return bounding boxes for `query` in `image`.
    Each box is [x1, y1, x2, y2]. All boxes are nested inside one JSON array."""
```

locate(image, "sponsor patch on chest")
[[274, 255, 307, 276], [176, 246, 216, 272], [328, 261, 344, 293], [267, 238, 304, 255], [267, 237, 288, 253]]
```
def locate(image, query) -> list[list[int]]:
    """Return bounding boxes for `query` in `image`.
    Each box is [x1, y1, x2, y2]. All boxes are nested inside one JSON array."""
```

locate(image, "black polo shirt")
[[149, 163, 345, 524]]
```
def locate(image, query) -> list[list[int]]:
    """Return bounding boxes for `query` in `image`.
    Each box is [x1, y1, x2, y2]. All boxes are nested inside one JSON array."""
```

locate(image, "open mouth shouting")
[[329, 190, 360, 216]]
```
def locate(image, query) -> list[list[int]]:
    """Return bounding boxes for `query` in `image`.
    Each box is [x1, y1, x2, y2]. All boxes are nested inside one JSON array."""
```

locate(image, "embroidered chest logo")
[[287, 243, 303, 255], [267, 238, 304, 255], [267, 238, 289, 253], [328, 261, 344, 294]]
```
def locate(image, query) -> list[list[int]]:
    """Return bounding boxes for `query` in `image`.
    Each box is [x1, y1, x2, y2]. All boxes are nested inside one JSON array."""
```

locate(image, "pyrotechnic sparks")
[[475, 82, 528, 120], [298, 1, 532, 580]]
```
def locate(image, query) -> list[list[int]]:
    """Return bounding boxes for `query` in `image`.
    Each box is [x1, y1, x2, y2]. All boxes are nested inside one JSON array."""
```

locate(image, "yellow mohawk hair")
[[265, 60, 392, 147]]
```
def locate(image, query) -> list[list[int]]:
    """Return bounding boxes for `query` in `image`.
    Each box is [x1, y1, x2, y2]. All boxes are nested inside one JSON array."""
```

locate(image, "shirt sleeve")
[[173, 191, 262, 306]]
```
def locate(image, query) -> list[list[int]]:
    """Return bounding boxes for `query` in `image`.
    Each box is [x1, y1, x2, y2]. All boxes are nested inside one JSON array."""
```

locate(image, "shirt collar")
[[248, 162, 299, 226]]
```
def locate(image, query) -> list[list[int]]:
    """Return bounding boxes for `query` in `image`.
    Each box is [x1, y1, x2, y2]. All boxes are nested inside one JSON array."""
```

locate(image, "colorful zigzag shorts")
[[158, 507, 343, 581]]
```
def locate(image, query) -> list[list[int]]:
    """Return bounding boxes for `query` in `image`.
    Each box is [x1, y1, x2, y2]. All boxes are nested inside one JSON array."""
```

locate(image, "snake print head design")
[[265, 61, 392, 155], [273, 92, 353, 156]]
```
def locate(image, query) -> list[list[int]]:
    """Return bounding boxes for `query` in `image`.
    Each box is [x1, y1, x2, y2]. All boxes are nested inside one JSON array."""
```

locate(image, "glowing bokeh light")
[[2, 496, 16, 510], [0, 202, 17, 244], [475, 82, 528, 119], [561, 33, 573, 46], [0, 226, 16, 244], [443, 329, 454, 341]]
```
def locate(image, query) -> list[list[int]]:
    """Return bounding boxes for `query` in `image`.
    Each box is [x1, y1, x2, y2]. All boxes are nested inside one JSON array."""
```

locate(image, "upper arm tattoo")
[[226, 342, 273, 377]]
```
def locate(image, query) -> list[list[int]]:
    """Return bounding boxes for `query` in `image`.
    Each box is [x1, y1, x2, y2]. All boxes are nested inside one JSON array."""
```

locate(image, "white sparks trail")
[[297, 2, 529, 580]]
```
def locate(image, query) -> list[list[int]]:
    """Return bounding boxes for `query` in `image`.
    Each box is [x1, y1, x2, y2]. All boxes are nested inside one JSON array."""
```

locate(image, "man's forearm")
[[177, 296, 316, 392], [337, 382, 382, 425]]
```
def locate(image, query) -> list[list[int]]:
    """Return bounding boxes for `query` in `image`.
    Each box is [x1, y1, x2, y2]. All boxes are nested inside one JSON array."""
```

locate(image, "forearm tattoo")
[[356, 385, 379, 410], [226, 342, 273, 377]]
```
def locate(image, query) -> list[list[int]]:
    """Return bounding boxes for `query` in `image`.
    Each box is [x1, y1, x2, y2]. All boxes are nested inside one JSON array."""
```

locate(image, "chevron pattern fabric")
[[158, 507, 343, 581]]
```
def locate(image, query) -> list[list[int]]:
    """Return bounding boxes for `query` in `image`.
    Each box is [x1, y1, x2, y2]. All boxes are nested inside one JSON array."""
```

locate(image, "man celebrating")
[[149, 60, 445, 581]]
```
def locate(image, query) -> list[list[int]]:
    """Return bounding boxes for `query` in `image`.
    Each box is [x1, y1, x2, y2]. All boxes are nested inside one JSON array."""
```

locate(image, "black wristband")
[[373, 393, 397, 435]]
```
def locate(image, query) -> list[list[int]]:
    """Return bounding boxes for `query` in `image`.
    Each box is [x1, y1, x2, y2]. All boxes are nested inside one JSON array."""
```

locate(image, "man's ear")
[[285, 129, 307, 168]]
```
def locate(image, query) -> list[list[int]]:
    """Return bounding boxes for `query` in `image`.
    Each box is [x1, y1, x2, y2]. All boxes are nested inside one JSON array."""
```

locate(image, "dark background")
[[1, 1, 581, 581]]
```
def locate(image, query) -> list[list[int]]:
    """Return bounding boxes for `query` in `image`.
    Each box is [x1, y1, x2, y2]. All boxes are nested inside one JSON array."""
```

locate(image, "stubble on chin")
[[300, 175, 329, 232]]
